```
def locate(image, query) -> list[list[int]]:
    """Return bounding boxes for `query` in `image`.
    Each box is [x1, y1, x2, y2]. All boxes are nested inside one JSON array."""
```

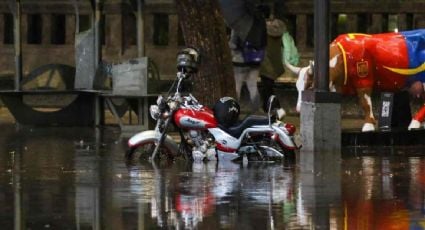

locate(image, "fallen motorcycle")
[[126, 48, 298, 163]]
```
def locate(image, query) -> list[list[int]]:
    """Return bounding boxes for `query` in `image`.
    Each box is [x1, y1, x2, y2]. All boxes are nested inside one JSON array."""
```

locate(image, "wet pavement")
[[1, 124, 425, 229]]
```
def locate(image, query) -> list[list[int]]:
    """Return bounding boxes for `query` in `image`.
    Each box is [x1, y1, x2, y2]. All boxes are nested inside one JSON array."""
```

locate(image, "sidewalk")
[[0, 106, 365, 133], [0, 105, 364, 129], [281, 114, 364, 131]]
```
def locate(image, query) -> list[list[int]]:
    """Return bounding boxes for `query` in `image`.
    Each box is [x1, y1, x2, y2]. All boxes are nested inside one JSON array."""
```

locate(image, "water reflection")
[[341, 154, 424, 229], [122, 160, 298, 229], [2, 125, 425, 229]]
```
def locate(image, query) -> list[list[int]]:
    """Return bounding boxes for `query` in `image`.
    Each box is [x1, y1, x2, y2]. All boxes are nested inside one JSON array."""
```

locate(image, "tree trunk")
[[175, 0, 235, 106]]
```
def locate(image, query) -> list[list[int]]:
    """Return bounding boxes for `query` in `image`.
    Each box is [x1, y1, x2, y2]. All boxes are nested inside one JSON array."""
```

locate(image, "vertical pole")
[[137, 0, 145, 57], [94, 0, 102, 69], [71, 0, 80, 34], [8, 0, 23, 91], [314, 0, 330, 92], [13, 150, 23, 230], [15, 0, 22, 91], [300, 0, 340, 152]]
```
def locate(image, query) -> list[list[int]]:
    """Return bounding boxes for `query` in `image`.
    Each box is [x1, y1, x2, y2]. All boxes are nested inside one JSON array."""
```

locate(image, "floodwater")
[[1, 124, 425, 229]]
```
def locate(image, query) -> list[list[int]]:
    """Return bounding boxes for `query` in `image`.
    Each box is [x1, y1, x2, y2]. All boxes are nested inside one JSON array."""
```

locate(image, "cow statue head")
[[285, 44, 343, 113], [285, 60, 314, 112]]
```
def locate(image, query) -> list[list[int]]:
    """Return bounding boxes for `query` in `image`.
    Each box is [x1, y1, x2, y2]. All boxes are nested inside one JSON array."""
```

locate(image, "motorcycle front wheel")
[[126, 140, 179, 164]]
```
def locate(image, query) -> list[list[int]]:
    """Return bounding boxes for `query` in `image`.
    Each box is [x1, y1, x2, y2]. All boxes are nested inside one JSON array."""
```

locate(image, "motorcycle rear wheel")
[[247, 136, 295, 162]]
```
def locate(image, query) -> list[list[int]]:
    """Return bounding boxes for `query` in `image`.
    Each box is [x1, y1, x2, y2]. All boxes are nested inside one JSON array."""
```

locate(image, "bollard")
[[379, 91, 411, 130]]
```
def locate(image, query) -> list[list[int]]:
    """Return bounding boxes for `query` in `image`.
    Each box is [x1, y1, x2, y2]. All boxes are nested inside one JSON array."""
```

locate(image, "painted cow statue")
[[286, 29, 425, 132]]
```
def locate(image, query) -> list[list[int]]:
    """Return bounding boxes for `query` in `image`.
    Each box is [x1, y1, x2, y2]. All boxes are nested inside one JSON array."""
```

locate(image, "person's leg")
[[246, 68, 261, 113], [260, 75, 286, 119], [233, 67, 245, 101], [260, 75, 275, 112]]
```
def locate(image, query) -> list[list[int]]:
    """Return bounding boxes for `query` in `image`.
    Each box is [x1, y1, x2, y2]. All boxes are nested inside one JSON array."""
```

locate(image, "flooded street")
[[0, 124, 425, 229]]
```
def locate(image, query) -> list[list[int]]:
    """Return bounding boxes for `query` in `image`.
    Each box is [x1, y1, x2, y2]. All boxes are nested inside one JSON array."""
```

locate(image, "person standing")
[[259, 14, 287, 118], [220, 0, 268, 113], [228, 30, 264, 113]]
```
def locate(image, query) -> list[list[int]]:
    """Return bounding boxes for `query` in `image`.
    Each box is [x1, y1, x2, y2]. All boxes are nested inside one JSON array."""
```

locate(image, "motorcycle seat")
[[220, 115, 270, 138]]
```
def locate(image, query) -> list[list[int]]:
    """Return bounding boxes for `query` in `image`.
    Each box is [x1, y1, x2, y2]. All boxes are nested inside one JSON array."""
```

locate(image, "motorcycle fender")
[[128, 130, 179, 154], [273, 127, 297, 149]]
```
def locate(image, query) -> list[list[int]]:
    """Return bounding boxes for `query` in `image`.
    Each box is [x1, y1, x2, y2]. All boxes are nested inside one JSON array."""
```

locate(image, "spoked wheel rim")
[[126, 141, 175, 165], [246, 135, 294, 162]]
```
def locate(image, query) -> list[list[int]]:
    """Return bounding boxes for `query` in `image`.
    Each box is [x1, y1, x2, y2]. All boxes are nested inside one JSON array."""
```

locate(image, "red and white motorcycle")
[[126, 48, 297, 163]]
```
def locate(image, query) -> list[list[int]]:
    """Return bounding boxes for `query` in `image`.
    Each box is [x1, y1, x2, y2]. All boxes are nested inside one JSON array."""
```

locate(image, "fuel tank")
[[174, 107, 218, 129]]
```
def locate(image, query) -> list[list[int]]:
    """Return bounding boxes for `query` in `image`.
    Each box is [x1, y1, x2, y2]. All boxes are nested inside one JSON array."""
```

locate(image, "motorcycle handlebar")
[[162, 70, 203, 111]]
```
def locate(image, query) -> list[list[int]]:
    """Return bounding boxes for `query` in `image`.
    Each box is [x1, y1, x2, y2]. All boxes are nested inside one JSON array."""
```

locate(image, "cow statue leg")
[[408, 104, 425, 130], [357, 88, 376, 132]]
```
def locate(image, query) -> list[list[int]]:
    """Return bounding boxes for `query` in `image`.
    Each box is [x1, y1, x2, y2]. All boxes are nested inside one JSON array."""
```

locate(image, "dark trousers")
[[260, 75, 281, 112]]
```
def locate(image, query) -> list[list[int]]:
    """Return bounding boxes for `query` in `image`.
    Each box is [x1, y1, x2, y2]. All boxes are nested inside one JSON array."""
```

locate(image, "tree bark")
[[175, 0, 235, 106]]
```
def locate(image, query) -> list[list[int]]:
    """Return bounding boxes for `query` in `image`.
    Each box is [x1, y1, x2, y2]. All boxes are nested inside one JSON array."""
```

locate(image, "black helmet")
[[176, 47, 200, 73], [213, 97, 240, 128]]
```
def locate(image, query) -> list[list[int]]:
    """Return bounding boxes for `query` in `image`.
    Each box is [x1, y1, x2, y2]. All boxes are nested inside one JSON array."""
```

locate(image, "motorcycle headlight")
[[169, 101, 179, 110], [149, 105, 160, 120]]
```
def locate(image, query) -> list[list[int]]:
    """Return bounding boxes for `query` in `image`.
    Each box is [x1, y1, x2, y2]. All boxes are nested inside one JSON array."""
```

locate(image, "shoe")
[[276, 108, 286, 120]]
